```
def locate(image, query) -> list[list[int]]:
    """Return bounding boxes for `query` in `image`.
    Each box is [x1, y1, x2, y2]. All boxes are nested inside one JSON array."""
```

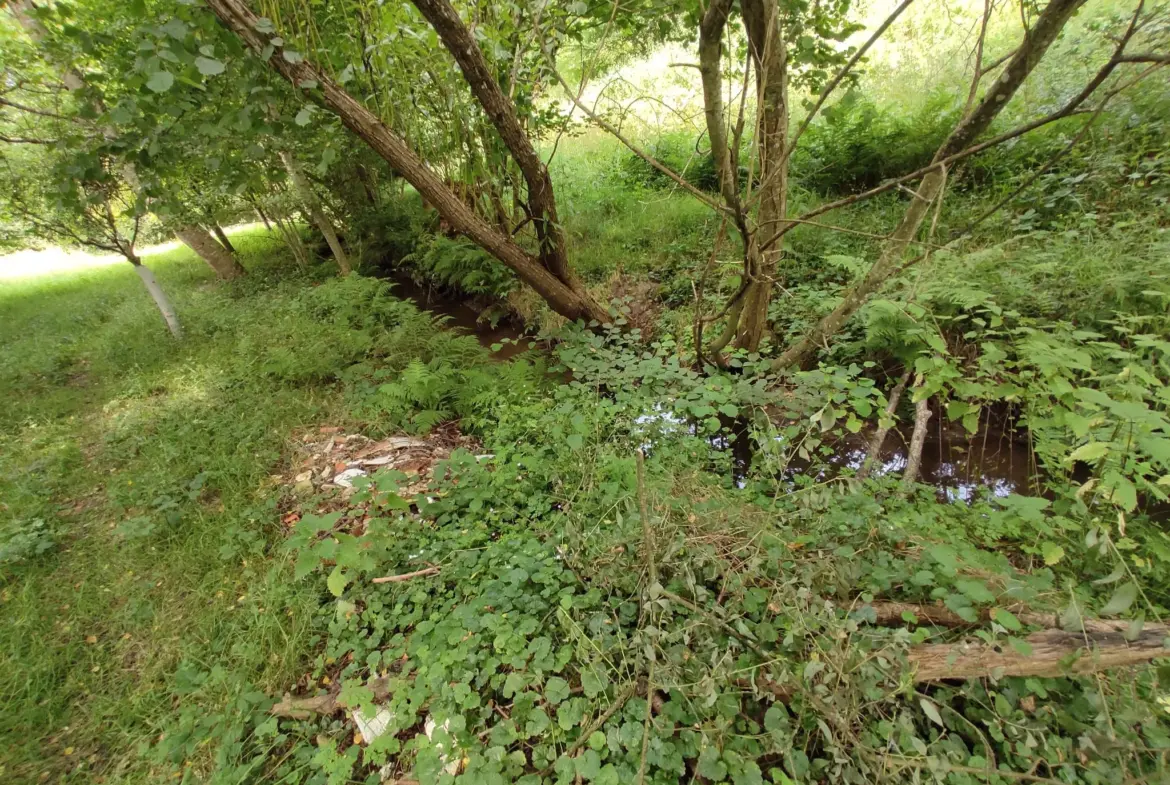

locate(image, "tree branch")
[[0, 95, 69, 120], [539, 35, 734, 218]]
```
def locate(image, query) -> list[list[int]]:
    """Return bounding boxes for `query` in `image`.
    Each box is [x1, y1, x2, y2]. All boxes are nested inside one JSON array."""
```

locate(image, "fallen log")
[[867, 601, 1149, 635], [908, 624, 1170, 681]]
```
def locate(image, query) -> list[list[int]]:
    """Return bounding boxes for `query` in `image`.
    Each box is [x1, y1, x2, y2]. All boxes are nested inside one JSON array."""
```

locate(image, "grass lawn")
[[0, 228, 343, 783]]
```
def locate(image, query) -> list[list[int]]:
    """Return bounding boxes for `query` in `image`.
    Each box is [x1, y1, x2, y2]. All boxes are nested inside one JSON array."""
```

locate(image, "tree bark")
[[900, 383, 932, 491], [773, 0, 1088, 370], [858, 369, 912, 480], [907, 625, 1170, 681], [279, 151, 351, 275], [175, 225, 245, 280], [866, 601, 1155, 635], [410, 0, 578, 290], [737, 0, 789, 352], [131, 260, 182, 339], [205, 0, 607, 324], [211, 224, 237, 254], [698, 0, 740, 213]]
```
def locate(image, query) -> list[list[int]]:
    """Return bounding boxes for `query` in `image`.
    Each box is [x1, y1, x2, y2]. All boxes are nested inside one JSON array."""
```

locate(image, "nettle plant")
[[905, 301, 1170, 611]]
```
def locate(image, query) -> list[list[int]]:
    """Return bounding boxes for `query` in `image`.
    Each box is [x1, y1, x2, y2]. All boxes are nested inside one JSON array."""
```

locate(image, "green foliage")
[[616, 130, 720, 192], [402, 233, 518, 300], [791, 89, 959, 194], [5, 0, 1170, 779]]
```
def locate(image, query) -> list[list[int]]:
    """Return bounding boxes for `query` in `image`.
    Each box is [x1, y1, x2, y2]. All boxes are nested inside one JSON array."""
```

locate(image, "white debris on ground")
[[282, 424, 479, 500], [424, 715, 462, 777], [352, 706, 395, 743], [277, 425, 477, 782]]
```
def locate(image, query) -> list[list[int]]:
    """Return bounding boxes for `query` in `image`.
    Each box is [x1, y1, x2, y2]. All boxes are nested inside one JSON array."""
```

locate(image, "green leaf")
[[145, 71, 174, 93], [991, 608, 1022, 631], [587, 731, 606, 751], [1041, 543, 1065, 566], [293, 548, 319, 580], [929, 544, 958, 574], [326, 565, 349, 597], [195, 56, 225, 76], [294, 106, 312, 126], [566, 433, 584, 450], [1105, 473, 1138, 511], [580, 668, 608, 698], [575, 749, 601, 780], [544, 677, 570, 705], [955, 578, 996, 604], [1068, 441, 1110, 463], [1100, 582, 1138, 616], [731, 761, 764, 785], [160, 18, 188, 40], [282, 49, 304, 64], [919, 697, 944, 727], [337, 679, 374, 710], [697, 747, 727, 781]]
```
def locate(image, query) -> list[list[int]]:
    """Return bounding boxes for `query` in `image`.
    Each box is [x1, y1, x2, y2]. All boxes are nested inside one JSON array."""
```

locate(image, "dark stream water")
[[385, 273, 1035, 499], [384, 271, 530, 360], [814, 421, 1036, 500]]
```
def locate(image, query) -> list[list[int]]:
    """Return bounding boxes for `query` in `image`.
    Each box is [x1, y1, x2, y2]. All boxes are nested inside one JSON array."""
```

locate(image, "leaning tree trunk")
[[174, 225, 245, 280], [410, 0, 580, 291], [211, 224, 237, 254], [858, 368, 912, 480], [279, 151, 351, 275], [129, 258, 182, 339], [737, 0, 789, 352], [204, 0, 608, 324], [900, 381, 932, 491], [773, 0, 1088, 371]]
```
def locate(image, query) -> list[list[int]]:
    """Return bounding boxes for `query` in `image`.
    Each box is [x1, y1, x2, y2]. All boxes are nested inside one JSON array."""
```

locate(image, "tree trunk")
[[410, 0, 579, 290], [900, 382, 932, 491], [773, 0, 1088, 370], [205, 0, 607, 324], [211, 224, 237, 254], [279, 151, 351, 275], [131, 260, 182, 339], [272, 212, 310, 270], [175, 225, 245, 280], [255, 206, 272, 231], [737, 0, 789, 352], [698, 0, 740, 213], [7, 1, 85, 91], [858, 369, 912, 480]]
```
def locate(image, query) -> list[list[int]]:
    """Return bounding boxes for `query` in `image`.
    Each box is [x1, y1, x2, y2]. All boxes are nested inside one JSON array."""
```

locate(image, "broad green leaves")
[[146, 70, 174, 92], [195, 56, 225, 75]]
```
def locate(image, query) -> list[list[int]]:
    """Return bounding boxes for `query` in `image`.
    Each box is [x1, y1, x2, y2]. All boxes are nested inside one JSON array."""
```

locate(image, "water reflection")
[[797, 423, 1036, 502], [635, 405, 1036, 503]]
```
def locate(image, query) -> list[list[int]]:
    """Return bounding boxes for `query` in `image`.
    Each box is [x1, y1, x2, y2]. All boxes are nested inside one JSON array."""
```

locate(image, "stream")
[[384, 271, 531, 360], [385, 272, 1036, 501], [812, 421, 1036, 501]]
